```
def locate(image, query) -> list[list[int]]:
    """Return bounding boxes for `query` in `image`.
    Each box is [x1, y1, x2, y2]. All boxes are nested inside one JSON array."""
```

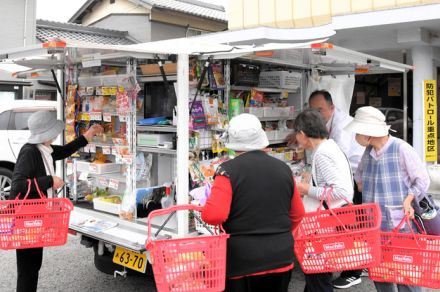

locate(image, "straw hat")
[[344, 106, 390, 137], [28, 111, 64, 144], [224, 113, 269, 151]]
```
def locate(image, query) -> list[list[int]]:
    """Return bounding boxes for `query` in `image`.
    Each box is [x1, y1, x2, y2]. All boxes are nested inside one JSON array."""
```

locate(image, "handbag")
[[413, 193, 440, 235]]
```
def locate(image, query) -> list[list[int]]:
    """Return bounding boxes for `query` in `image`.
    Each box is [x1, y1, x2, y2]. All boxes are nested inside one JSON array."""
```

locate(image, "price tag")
[[109, 179, 119, 190], [78, 172, 89, 181], [83, 145, 90, 153], [103, 146, 111, 155], [89, 144, 96, 153], [112, 146, 118, 155], [80, 113, 90, 121], [89, 164, 98, 173], [122, 155, 133, 164], [98, 178, 109, 187], [90, 112, 102, 121], [119, 115, 127, 122], [103, 113, 112, 122]]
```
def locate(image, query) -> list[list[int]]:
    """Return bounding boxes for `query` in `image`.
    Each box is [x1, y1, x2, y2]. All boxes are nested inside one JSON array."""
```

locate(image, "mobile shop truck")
[[0, 26, 411, 277]]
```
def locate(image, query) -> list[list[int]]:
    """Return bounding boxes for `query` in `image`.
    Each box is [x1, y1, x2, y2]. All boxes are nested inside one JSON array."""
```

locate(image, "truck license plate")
[[112, 246, 147, 273]]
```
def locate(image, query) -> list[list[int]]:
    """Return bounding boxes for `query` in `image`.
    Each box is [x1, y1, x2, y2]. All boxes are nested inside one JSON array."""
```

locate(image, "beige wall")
[[229, 0, 440, 30], [82, 0, 150, 26]]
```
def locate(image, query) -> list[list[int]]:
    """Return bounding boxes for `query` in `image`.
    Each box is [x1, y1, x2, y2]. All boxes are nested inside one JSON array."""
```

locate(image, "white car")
[[0, 100, 57, 200]]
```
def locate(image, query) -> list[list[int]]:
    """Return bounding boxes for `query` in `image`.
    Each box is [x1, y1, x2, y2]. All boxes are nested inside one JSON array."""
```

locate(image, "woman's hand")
[[83, 124, 104, 142], [403, 194, 415, 220], [296, 181, 310, 197], [52, 176, 65, 190]]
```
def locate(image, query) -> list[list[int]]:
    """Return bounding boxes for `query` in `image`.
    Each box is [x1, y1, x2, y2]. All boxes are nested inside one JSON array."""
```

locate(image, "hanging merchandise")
[[116, 88, 130, 115], [249, 89, 264, 107], [202, 95, 219, 126], [229, 98, 243, 119], [189, 101, 206, 129], [65, 85, 78, 143]]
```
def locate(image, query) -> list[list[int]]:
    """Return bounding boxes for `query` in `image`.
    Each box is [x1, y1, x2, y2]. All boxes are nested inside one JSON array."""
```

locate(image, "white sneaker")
[[332, 276, 362, 289]]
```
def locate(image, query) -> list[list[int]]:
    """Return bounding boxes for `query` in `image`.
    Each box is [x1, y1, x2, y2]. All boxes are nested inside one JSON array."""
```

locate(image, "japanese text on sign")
[[424, 80, 437, 162]]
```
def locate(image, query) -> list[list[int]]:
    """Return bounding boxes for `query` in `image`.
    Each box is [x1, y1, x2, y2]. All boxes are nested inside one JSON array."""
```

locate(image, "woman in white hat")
[[344, 106, 429, 292], [201, 113, 305, 292], [293, 108, 354, 292], [10, 111, 103, 292]]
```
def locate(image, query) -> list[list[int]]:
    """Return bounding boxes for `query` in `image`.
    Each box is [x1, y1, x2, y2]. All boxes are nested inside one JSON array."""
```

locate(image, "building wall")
[[0, 0, 36, 49], [91, 14, 151, 42], [228, 0, 440, 30], [150, 21, 187, 41], [150, 10, 227, 32], [81, 0, 150, 26]]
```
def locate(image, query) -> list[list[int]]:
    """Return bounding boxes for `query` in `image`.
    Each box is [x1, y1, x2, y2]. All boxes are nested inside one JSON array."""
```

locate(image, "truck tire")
[[0, 167, 12, 200], [93, 245, 121, 275]]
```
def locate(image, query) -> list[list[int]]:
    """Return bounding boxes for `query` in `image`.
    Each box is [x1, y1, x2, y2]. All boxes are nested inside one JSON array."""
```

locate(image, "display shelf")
[[259, 116, 295, 121], [88, 172, 127, 183], [268, 139, 288, 145], [230, 85, 298, 93], [137, 146, 177, 155], [88, 141, 115, 147], [136, 125, 177, 132], [238, 56, 310, 70], [138, 75, 177, 82]]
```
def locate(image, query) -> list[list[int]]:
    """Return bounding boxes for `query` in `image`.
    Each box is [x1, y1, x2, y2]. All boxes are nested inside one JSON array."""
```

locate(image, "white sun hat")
[[224, 113, 269, 152], [28, 111, 65, 144], [344, 106, 391, 137]]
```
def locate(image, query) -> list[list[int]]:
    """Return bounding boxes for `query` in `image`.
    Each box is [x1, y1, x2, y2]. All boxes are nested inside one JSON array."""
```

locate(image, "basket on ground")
[[294, 190, 382, 274], [146, 204, 229, 292], [368, 216, 440, 289], [0, 179, 73, 249]]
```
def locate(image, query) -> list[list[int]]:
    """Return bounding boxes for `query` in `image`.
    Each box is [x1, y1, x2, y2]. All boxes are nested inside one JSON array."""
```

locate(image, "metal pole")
[[403, 50, 408, 142], [176, 53, 189, 237]]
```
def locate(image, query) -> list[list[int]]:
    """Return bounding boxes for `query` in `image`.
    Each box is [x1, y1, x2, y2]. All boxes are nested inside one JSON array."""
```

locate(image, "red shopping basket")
[[146, 204, 229, 292], [0, 178, 73, 249], [369, 215, 440, 289], [294, 189, 382, 273]]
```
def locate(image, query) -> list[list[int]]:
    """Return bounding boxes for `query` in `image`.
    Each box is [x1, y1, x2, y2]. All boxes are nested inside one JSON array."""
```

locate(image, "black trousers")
[[225, 270, 292, 292], [304, 272, 333, 292], [16, 247, 43, 292], [339, 180, 363, 279]]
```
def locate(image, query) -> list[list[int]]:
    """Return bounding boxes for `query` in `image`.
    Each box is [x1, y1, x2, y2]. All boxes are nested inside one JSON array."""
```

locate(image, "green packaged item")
[[229, 98, 242, 119]]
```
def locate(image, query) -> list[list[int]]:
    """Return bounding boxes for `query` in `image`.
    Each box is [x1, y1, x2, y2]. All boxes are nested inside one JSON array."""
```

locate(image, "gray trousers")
[[374, 281, 422, 292]]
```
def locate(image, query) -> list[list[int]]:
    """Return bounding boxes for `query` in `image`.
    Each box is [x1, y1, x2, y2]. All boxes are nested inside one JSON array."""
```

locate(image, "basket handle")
[[385, 214, 425, 248], [315, 187, 350, 233], [15, 178, 47, 201], [146, 204, 224, 245]]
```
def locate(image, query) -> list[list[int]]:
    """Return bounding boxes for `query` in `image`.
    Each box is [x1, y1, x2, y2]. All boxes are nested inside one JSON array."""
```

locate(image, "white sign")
[[102, 146, 111, 155], [109, 179, 119, 190], [103, 113, 112, 122], [82, 53, 102, 68]]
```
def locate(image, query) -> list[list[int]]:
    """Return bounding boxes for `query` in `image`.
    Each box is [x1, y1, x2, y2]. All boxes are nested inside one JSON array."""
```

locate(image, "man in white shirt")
[[308, 90, 366, 289]]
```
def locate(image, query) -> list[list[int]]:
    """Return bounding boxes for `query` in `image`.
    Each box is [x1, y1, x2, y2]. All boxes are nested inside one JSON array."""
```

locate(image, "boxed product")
[[76, 161, 121, 174], [137, 133, 174, 147], [140, 63, 177, 76]]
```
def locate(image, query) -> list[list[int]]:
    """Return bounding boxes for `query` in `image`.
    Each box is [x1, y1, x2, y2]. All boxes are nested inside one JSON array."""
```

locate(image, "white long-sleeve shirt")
[[327, 108, 365, 173], [303, 139, 354, 212]]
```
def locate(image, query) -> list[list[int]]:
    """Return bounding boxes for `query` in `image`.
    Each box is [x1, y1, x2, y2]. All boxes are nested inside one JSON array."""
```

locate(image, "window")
[[186, 28, 209, 37], [0, 111, 11, 130], [9, 111, 55, 130], [387, 110, 403, 121]]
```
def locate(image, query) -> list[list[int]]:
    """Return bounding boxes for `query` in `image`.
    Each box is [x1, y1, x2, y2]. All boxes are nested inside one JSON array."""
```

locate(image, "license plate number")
[[112, 246, 147, 273]]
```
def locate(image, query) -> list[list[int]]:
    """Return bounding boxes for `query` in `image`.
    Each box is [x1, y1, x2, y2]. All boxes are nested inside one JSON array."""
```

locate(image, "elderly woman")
[[11, 111, 103, 292], [344, 106, 428, 292], [202, 113, 305, 292], [293, 108, 353, 292]]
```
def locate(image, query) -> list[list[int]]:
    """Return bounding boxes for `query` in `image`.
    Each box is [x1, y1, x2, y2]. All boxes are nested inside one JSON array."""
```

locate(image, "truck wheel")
[[93, 245, 121, 275], [0, 167, 12, 200]]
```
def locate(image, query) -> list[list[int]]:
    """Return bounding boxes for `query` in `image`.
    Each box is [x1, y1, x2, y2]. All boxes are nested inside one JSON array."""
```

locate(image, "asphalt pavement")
[[0, 235, 437, 292]]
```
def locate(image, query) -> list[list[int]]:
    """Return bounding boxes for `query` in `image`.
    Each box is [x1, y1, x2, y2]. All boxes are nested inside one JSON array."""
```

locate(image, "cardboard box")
[[140, 63, 177, 76]]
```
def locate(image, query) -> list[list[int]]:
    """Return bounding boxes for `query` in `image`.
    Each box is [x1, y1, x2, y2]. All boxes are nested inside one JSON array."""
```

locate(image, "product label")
[[393, 255, 413, 263], [323, 242, 345, 251], [102, 146, 111, 155], [98, 178, 109, 187], [90, 113, 102, 121], [103, 113, 112, 122], [109, 179, 119, 190], [24, 220, 43, 228]]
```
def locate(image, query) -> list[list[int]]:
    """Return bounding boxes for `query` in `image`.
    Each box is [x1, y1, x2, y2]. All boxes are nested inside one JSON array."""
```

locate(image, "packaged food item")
[[202, 95, 219, 125]]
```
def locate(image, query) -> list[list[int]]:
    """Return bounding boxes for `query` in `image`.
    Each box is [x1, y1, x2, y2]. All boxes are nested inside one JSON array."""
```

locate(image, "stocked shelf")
[[259, 116, 295, 121], [238, 56, 310, 70], [268, 139, 288, 145], [138, 75, 177, 82], [230, 85, 298, 93], [88, 173, 127, 183], [137, 146, 177, 155], [137, 125, 177, 132]]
